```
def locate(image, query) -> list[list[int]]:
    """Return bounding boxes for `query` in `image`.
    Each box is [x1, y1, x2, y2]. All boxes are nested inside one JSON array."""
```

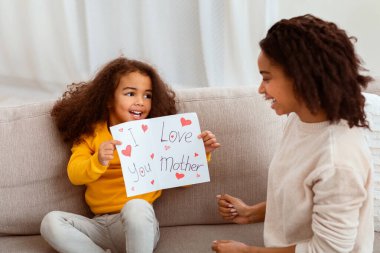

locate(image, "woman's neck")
[[296, 106, 328, 123]]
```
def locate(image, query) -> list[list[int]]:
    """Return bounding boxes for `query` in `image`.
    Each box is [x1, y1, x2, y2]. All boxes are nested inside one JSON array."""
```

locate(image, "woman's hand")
[[98, 140, 122, 166], [217, 194, 266, 224], [198, 130, 221, 154], [212, 240, 253, 253], [212, 240, 295, 253], [217, 194, 253, 224]]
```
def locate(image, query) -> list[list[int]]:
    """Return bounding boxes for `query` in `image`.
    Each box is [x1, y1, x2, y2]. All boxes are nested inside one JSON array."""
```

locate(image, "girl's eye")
[[144, 94, 152, 99], [125, 92, 134, 96]]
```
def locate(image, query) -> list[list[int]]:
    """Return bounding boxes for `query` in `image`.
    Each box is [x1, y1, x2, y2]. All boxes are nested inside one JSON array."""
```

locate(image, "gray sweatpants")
[[40, 199, 160, 253]]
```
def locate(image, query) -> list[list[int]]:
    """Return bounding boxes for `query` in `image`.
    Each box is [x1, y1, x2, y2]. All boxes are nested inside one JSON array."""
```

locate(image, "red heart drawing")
[[150, 153, 154, 159], [119, 128, 123, 132], [180, 117, 192, 127], [194, 152, 199, 157], [170, 135, 174, 138], [164, 145, 171, 151], [196, 173, 200, 178], [151, 180, 155, 185], [122, 145, 132, 157], [175, 173, 185, 180], [142, 124, 148, 133]]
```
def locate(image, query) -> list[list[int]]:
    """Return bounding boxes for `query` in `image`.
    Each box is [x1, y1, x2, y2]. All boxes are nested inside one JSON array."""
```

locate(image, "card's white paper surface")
[[110, 113, 210, 197]]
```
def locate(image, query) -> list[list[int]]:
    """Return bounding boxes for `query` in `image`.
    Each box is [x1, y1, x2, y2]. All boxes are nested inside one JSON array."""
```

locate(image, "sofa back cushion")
[[155, 86, 286, 226], [0, 102, 91, 236]]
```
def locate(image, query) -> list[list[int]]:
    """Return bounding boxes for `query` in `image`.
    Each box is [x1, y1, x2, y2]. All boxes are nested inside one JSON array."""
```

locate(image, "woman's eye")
[[145, 94, 152, 99], [125, 92, 134, 96]]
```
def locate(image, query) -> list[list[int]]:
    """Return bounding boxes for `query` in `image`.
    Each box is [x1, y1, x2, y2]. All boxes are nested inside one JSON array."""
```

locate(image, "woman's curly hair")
[[52, 57, 177, 143], [260, 14, 372, 128]]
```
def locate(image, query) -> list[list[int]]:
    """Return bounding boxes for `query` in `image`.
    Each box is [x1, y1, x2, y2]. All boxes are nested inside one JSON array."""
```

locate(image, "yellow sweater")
[[68, 122, 211, 215], [67, 122, 161, 214]]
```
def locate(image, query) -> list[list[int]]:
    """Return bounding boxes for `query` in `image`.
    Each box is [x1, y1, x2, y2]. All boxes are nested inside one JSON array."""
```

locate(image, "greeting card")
[[110, 113, 210, 197]]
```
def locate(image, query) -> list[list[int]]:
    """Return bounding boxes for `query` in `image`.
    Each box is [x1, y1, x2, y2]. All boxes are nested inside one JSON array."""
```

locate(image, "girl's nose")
[[134, 96, 144, 106]]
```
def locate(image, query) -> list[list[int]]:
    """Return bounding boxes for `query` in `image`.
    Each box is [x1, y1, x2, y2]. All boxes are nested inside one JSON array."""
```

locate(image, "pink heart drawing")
[[118, 128, 123, 132], [175, 173, 185, 180], [122, 145, 132, 157], [180, 117, 192, 127], [150, 153, 155, 159], [142, 124, 148, 133], [196, 173, 200, 178], [151, 180, 155, 185], [194, 152, 199, 157], [131, 186, 135, 191], [164, 145, 171, 151]]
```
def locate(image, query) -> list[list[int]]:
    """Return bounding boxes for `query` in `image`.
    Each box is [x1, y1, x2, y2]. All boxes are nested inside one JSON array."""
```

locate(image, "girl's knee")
[[40, 211, 64, 238], [120, 199, 155, 224]]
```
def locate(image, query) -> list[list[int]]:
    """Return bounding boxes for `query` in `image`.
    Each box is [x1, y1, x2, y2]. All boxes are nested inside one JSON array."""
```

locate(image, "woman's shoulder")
[[329, 123, 372, 174], [330, 122, 367, 146]]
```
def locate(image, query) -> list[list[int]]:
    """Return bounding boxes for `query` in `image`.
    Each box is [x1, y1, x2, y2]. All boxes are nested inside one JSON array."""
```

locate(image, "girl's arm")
[[67, 140, 120, 185]]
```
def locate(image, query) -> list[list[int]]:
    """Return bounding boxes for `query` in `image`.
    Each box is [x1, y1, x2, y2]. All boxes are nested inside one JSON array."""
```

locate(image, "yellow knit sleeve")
[[206, 152, 212, 162], [67, 140, 108, 185]]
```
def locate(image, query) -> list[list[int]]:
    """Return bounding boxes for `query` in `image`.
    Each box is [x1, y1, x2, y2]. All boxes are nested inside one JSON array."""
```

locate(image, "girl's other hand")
[[98, 140, 122, 166], [198, 130, 221, 154]]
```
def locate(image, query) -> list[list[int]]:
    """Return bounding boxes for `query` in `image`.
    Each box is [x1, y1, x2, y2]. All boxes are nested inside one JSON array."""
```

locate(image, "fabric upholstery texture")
[[0, 102, 91, 236], [1, 224, 378, 253]]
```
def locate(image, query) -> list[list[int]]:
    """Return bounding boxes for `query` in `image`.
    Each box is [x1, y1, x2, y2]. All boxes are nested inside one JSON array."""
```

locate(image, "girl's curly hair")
[[52, 57, 177, 143], [260, 14, 372, 128]]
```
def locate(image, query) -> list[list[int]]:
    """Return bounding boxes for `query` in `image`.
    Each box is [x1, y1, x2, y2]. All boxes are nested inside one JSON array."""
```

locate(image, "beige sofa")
[[0, 84, 379, 253]]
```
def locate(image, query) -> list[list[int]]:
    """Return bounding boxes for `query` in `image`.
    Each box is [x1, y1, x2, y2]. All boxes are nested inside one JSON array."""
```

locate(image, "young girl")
[[213, 15, 374, 252], [40, 57, 220, 253]]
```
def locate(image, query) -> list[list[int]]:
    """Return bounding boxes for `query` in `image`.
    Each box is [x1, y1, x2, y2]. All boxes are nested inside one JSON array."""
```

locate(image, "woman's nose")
[[258, 83, 265, 94]]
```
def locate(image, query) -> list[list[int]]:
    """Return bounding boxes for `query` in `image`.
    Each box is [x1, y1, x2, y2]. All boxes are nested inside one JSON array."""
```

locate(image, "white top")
[[264, 113, 374, 253]]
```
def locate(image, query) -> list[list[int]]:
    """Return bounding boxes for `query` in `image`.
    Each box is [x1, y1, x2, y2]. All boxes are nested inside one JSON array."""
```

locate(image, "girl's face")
[[257, 51, 327, 123], [108, 71, 152, 126]]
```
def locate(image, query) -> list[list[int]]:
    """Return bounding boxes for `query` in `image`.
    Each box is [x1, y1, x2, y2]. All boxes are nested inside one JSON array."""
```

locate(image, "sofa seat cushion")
[[0, 235, 55, 253], [1, 229, 379, 253], [0, 223, 263, 253], [155, 223, 264, 253]]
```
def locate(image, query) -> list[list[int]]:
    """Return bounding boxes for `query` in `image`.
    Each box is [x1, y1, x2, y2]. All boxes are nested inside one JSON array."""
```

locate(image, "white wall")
[[273, 0, 380, 78]]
